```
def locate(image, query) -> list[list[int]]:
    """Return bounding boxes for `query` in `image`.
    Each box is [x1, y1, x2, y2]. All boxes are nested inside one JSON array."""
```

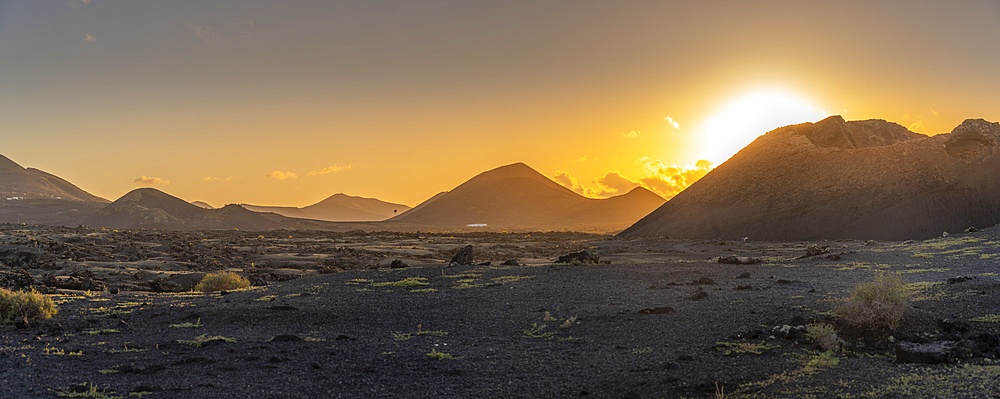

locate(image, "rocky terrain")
[[624, 117, 1000, 241], [1, 224, 999, 398]]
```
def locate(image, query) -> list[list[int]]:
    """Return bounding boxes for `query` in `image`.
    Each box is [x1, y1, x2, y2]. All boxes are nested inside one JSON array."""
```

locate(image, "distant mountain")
[[0, 154, 107, 203], [388, 163, 665, 231], [243, 193, 410, 222], [191, 201, 214, 209], [81, 188, 283, 230], [622, 116, 1000, 240]]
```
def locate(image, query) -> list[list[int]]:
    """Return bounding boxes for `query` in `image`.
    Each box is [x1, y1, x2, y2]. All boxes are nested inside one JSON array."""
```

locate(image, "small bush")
[[835, 273, 909, 329], [194, 271, 251, 292], [0, 288, 57, 322], [805, 323, 841, 352]]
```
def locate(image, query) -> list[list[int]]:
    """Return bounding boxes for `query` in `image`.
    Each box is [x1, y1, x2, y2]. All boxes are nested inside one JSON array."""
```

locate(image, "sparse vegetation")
[[392, 324, 448, 340], [970, 314, 1000, 323], [805, 323, 841, 352], [802, 350, 840, 372], [835, 272, 909, 329], [194, 271, 252, 292], [177, 334, 235, 347], [0, 287, 57, 322], [426, 348, 456, 360], [715, 342, 780, 355], [44, 347, 83, 356], [372, 277, 429, 287], [52, 383, 117, 398], [523, 323, 557, 339], [169, 319, 203, 328], [83, 329, 119, 335]]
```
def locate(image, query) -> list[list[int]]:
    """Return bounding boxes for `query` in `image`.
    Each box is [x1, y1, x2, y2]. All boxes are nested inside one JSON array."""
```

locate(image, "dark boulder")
[[389, 259, 409, 269], [717, 256, 762, 265], [555, 250, 599, 265], [450, 245, 474, 265]]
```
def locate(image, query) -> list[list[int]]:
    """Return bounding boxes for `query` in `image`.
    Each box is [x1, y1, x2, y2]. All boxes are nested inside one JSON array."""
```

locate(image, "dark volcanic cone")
[[83, 188, 281, 230], [0, 153, 107, 202], [621, 116, 1000, 240], [243, 193, 411, 222], [389, 163, 665, 231]]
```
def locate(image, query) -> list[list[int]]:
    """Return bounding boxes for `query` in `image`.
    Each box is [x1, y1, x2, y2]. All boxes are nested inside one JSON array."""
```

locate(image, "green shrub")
[[194, 271, 251, 292], [835, 273, 909, 329], [0, 287, 57, 322], [805, 323, 841, 352]]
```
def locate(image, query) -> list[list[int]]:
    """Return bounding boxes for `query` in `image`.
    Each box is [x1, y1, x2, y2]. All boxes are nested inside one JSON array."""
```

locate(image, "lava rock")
[[688, 287, 709, 301], [450, 245, 475, 266], [389, 259, 409, 269], [502, 259, 520, 266], [717, 256, 761, 265], [270, 335, 303, 342], [690, 277, 714, 286], [895, 341, 971, 364], [555, 250, 600, 265], [13, 316, 28, 329], [638, 306, 676, 314]]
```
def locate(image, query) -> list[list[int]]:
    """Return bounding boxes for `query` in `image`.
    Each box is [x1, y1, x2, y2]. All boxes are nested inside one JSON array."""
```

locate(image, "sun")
[[700, 90, 828, 164]]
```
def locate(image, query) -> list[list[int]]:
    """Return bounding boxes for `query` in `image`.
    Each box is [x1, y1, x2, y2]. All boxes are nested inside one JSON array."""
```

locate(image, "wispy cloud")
[[132, 176, 170, 186], [307, 164, 352, 176], [201, 176, 240, 182], [187, 25, 216, 39], [931, 109, 939, 117], [664, 116, 680, 130], [623, 130, 641, 139], [576, 156, 595, 162], [71, 0, 91, 8], [264, 170, 297, 180], [85, 34, 96, 42]]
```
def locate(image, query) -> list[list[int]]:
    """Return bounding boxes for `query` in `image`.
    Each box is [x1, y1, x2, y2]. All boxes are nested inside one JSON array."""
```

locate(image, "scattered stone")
[[450, 245, 475, 266], [965, 227, 979, 233], [895, 341, 971, 364], [267, 305, 298, 311], [638, 306, 676, 314], [735, 272, 752, 279], [108, 287, 119, 295], [688, 287, 709, 301], [270, 335, 302, 342], [677, 354, 693, 361], [389, 259, 409, 269], [475, 261, 492, 266], [735, 285, 753, 290], [310, 362, 322, 370], [716, 256, 761, 265], [866, 240, 879, 246], [333, 334, 354, 341], [803, 244, 830, 257], [947, 276, 974, 284], [13, 316, 28, 329], [267, 356, 285, 364], [502, 259, 520, 266], [689, 277, 714, 286], [555, 250, 600, 265], [825, 254, 842, 261], [942, 231, 949, 237]]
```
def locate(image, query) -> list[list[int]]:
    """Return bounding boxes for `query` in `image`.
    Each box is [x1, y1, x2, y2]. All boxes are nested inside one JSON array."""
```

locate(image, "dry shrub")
[[0, 287, 57, 322], [195, 271, 251, 292], [835, 272, 909, 329]]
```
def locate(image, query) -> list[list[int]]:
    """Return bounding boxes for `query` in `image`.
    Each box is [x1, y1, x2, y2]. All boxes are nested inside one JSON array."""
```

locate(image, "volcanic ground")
[[1, 224, 999, 398]]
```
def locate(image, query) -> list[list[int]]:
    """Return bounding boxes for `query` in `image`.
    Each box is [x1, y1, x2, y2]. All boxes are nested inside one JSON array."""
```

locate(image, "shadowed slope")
[[244, 193, 410, 222], [622, 117, 1000, 240], [0, 154, 107, 203], [83, 188, 282, 230]]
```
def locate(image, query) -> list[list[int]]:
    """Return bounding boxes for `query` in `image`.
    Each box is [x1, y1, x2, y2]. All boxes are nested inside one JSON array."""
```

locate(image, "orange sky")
[[2, 1, 999, 207]]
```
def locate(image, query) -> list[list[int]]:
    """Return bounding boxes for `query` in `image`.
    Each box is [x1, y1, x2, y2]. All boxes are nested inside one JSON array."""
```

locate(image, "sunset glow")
[[700, 91, 828, 164]]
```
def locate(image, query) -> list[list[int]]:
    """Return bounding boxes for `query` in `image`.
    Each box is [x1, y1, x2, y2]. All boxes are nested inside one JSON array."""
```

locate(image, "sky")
[[1, 0, 999, 207]]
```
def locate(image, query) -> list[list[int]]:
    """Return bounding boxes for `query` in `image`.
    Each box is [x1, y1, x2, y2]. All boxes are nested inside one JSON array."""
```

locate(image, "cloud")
[[638, 159, 713, 199], [576, 156, 595, 162], [931, 109, 940, 117], [555, 159, 714, 200], [623, 130, 641, 139], [188, 25, 215, 39], [132, 176, 170, 186], [264, 170, 297, 180], [201, 176, 240, 182], [71, 0, 90, 7], [85, 34, 96, 42], [664, 116, 680, 130], [908, 121, 925, 131], [307, 164, 352, 176], [553, 171, 588, 196]]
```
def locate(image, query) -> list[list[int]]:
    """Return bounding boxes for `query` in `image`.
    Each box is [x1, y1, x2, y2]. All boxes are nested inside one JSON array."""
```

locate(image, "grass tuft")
[[805, 323, 841, 352], [194, 271, 251, 292], [177, 334, 235, 347], [0, 288, 57, 323]]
